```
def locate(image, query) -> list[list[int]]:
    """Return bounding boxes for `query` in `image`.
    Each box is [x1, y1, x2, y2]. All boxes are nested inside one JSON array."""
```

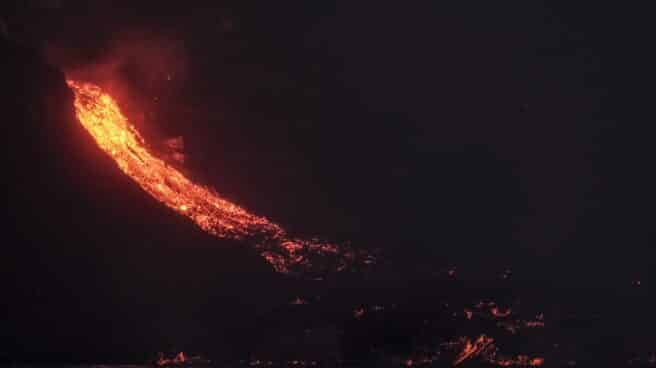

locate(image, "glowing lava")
[[66, 79, 369, 274], [451, 335, 544, 367]]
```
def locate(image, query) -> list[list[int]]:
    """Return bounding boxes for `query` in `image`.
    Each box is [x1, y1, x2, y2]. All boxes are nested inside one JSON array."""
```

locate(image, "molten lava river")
[[66, 79, 368, 274]]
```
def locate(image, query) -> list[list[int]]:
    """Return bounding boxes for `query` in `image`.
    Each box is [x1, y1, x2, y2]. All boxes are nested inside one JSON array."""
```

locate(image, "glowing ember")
[[493, 355, 545, 367], [453, 335, 496, 366], [450, 335, 544, 367], [66, 79, 371, 274], [491, 307, 512, 318]]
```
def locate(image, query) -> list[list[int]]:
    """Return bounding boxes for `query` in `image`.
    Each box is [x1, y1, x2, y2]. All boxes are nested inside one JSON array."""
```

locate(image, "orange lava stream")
[[66, 79, 367, 273]]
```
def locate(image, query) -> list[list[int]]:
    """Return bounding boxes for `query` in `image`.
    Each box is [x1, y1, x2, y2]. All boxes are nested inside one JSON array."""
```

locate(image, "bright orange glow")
[[451, 335, 544, 367], [66, 79, 369, 273], [453, 335, 495, 366]]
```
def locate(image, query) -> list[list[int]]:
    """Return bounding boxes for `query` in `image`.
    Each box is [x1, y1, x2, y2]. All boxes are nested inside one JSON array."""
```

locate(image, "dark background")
[[2, 1, 655, 364]]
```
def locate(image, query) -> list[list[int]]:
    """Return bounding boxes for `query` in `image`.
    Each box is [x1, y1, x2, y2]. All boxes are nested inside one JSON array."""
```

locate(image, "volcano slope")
[[1, 37, 290, 364], [4, 36, 656, 367]]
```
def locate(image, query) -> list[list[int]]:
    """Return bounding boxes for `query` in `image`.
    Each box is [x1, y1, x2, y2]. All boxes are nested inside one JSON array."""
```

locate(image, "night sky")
[[2, 1, 655, 365]]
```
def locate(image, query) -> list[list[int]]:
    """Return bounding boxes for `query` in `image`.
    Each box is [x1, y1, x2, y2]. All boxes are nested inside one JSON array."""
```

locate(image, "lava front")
[[66, 79, 366, 274]]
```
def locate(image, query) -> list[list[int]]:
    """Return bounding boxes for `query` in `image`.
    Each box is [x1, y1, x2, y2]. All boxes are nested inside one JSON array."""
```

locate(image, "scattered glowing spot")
[[491, 307, 512, 318]]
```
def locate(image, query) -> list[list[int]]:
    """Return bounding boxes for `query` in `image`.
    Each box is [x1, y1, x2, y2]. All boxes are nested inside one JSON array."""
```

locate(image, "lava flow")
[[66, 79, 370, 274]]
